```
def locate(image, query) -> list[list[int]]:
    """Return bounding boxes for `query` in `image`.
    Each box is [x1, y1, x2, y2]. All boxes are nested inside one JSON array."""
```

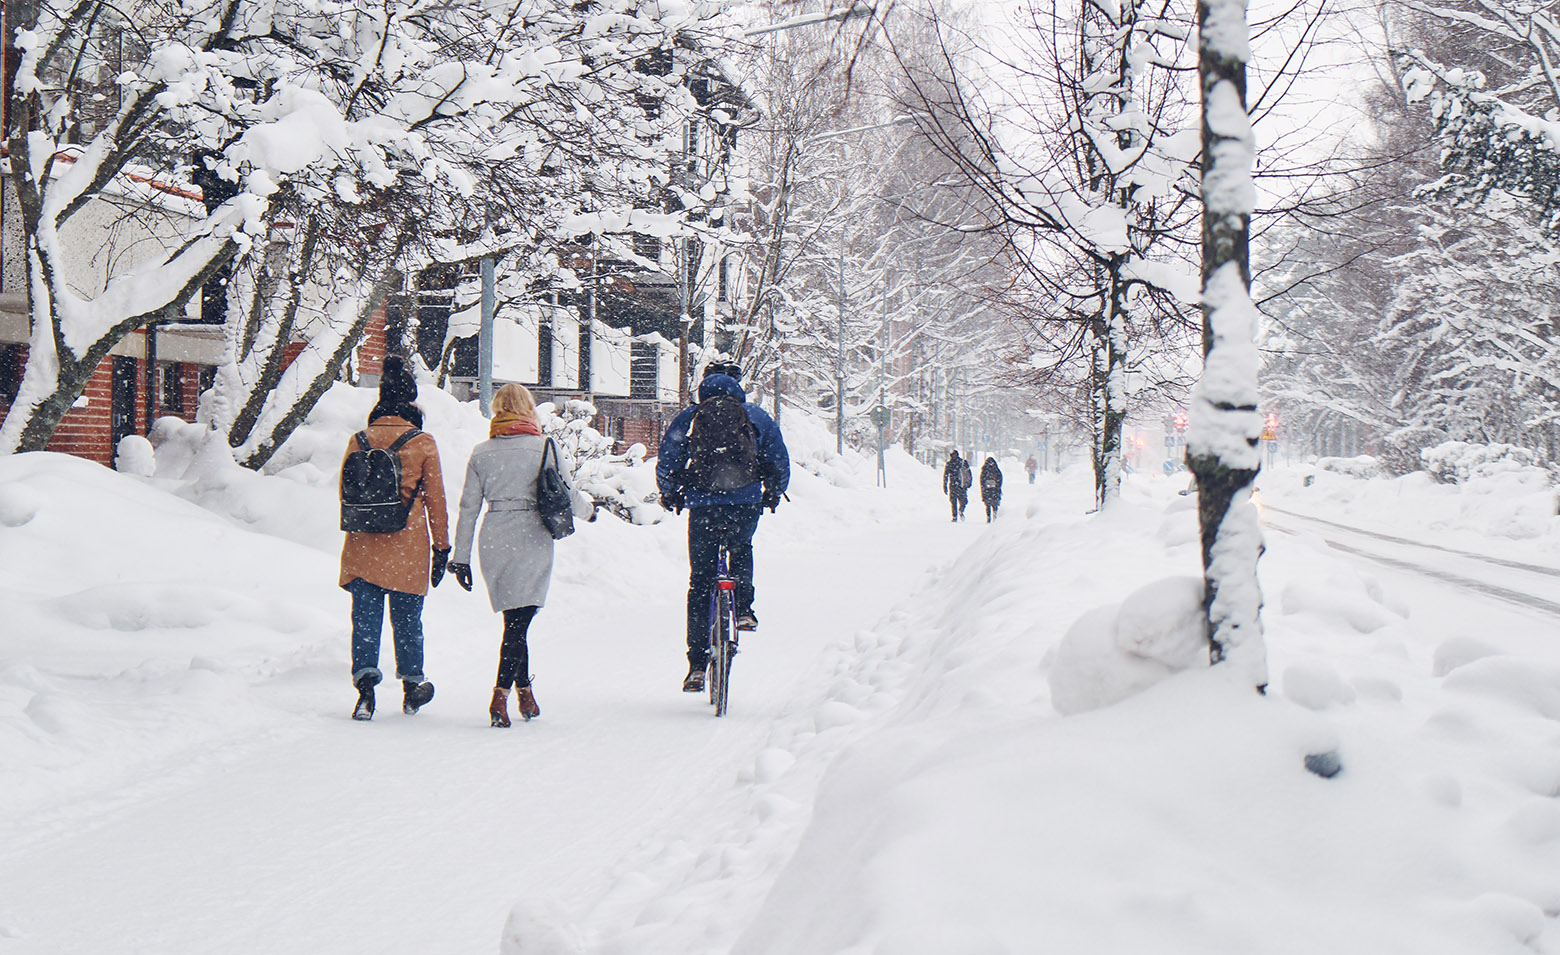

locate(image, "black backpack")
[[340, 429, 422, 533], [537, 438, 575, 540], [685, 395, 760, 492]]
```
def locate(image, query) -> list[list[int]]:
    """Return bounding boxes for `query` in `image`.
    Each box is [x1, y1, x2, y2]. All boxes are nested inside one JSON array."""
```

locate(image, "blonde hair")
[[492, 382, 542, 424], [492, 383, 539, 422]]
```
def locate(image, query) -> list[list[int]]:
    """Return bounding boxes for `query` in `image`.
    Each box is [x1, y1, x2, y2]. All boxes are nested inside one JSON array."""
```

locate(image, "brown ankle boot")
[[516, 685, 540, 721], [489, 687, 511, 728]]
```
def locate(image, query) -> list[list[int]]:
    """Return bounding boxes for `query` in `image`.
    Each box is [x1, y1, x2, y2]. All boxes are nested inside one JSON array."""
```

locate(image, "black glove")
[[448, 562, 474, 592], [761, 485, 781, 513], [430, 547, 450, 587], [661, 489, 684, 514]]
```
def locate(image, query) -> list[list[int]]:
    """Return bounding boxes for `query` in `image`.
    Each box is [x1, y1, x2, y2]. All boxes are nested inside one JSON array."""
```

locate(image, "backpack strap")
[[354, 431, 371, 452], [387, 428, 423, 453]]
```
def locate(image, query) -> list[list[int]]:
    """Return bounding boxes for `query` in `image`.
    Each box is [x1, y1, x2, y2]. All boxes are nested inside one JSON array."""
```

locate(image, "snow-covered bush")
[[540, 400, 662, 524], [1377, 426, 1443, 477], [1316, 455, 1381, 479], [1421, 441, 1539, 484]]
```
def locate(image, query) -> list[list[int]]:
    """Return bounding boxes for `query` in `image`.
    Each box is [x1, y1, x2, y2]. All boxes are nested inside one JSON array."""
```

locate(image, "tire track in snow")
[[1262, 504, 1560, 578], [1262, 511, 1560, 619]]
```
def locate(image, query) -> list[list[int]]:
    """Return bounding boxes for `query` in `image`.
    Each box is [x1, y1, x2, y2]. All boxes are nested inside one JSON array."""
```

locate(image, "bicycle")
[[706, 543, 738, 717]]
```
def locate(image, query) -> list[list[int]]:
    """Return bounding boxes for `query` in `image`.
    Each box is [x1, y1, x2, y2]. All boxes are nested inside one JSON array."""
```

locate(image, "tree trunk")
[[1189, 0, 1267, 685], [237, 263, 405, 471], [223, 223, 321, 450]]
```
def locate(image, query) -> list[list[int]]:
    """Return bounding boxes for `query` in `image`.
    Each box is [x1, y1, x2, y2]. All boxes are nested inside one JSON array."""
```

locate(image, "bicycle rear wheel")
[[711, 590, 734, 717]]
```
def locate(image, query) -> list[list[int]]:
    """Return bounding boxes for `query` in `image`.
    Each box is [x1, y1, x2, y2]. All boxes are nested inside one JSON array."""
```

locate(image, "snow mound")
[[501, 900, 587, 955], [1282, 661, 1357, 710], [1049, 576, 1207, 715], [1279, 570, 1404, 633], [114, 435, 155, 477], [1433, 637, 1501, 677], [0, 481, 41, 526]]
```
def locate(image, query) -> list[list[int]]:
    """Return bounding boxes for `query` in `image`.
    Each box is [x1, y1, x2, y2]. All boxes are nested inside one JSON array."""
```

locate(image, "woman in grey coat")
[[447, 383, 581, 726]]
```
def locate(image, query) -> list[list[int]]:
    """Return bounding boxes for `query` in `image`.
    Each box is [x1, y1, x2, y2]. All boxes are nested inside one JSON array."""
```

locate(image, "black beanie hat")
[[379, 355, 417, 405], [369, 355, 423, 427]]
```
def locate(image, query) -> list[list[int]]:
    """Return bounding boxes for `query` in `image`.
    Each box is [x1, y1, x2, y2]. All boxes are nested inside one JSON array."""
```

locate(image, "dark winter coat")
[[981, 458, 1003, 505], [942, 454, 968, 501], [338, 415, 451, 596], [656, 374, 790, 509]]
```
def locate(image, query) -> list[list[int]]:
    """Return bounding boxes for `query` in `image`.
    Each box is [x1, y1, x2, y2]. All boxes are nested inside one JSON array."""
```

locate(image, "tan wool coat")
[[338, 416, 451, 596]]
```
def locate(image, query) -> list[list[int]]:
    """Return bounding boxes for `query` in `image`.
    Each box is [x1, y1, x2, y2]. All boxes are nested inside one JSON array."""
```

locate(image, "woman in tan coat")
[[339, 356, 452, 721]]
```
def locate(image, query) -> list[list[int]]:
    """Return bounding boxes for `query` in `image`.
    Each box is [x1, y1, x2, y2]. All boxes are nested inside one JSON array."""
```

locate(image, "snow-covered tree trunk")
[[209, 218, 323, 453], [1189, 0, 1267, 683]]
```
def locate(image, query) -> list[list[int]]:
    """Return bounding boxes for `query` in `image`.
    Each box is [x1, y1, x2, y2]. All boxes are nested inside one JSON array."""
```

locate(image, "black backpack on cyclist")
[[340, 429, 422, 532], [685, 395, 760, 492]]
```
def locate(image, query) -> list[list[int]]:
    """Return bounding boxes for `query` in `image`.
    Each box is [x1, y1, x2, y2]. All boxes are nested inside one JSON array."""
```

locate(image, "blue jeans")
[[686, 504, 761, 667], [346, 578, 425, 684]]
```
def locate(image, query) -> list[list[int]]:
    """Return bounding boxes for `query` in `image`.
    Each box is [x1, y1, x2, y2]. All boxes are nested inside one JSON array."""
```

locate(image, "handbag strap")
[[541, 436, 558, 472]]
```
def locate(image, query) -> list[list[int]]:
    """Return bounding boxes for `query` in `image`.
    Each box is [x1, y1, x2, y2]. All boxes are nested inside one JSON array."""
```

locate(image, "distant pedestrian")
[[981, 456, 1003, 521], [942, 450, 970, 521], [1025, 454, 1038, 484], [449, 384, 584, 727], [338, 355, 449, 722]]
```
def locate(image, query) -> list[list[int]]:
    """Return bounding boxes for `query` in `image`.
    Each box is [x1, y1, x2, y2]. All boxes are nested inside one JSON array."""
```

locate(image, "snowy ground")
[[3, 411, 1560, 953]]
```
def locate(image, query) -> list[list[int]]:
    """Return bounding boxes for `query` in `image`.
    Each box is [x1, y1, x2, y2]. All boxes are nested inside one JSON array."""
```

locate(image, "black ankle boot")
[[353, 673, 380, 721], [402, 680, 435, 715]]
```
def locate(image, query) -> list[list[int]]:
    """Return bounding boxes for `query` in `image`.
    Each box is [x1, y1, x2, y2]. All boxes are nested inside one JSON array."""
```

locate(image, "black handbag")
[[537, 437, 576, 540]]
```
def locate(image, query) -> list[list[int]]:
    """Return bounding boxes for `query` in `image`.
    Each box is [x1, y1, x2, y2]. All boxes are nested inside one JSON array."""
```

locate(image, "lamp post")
[[478, 256, 495, 418]]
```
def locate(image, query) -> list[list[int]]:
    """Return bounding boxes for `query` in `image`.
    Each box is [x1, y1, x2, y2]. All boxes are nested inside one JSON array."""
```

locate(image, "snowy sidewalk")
[[0, 450, 989, 953]]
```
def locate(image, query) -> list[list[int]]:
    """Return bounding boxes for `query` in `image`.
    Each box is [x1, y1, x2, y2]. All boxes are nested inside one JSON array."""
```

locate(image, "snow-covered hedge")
[[1316, 455, 1381, 479], [1421, 440, 1540, 484]]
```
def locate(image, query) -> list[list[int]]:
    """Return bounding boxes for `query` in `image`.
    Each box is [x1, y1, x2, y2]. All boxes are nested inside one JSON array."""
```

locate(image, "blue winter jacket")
[[657, 374, 791, 508]]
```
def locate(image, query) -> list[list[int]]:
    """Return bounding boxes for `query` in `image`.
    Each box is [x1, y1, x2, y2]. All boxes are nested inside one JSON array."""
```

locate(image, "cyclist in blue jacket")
[[657, 364, 790, 692]]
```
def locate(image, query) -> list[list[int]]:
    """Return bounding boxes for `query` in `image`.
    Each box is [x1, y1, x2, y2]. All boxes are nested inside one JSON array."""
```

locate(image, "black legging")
[[497, 606, 539, 689]]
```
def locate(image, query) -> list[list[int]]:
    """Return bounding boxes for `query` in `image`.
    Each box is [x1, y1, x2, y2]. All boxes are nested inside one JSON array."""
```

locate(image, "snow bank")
[[568, 465, 1560, 955], [0, 452, 342, 823], [1265, 462, 1560, 554]]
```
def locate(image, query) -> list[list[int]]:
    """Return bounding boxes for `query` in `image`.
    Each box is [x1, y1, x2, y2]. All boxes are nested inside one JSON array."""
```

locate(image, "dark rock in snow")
[[1304, 750, 1343, 779]]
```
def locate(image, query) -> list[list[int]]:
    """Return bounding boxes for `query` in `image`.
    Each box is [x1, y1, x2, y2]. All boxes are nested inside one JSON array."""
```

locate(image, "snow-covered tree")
[[1189, 0, 1266, 681], [2, 0, 725, 464], [887, 0, 1205, 509]]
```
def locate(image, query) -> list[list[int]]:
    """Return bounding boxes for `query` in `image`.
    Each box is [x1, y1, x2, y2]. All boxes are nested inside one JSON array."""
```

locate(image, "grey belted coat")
[[453, 434, 584, 613]]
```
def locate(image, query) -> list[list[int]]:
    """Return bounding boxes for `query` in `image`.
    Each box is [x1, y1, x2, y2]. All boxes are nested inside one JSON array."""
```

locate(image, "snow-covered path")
[[0, 469, 980, 954]]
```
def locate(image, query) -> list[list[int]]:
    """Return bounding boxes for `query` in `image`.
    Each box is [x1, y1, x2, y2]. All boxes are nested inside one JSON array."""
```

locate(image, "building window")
[[578, 318, 592, 390], [630, 340, 657, 399], [161, 362, 185, 416]]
